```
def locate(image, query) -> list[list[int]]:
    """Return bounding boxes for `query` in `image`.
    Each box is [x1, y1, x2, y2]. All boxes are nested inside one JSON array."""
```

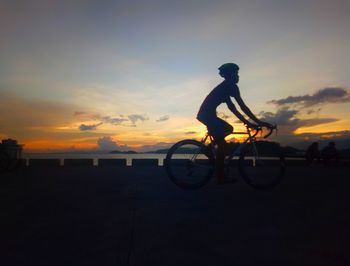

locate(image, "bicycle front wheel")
[[239, 141, 285, 190], [165, 140, 214, 190]]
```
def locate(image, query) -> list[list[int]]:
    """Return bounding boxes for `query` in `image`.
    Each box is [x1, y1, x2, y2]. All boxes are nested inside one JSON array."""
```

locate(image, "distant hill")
[[109, 150, 138, 154], [145, 148, 169, 154], [281, 146, 305, 158]]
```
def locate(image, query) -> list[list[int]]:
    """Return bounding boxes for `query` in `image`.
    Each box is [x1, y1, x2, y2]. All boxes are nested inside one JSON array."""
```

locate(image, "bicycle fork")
[[247, 130, 260, 167]]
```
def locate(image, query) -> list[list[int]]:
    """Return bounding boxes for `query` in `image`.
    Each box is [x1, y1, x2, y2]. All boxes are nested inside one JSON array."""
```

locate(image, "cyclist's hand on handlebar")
[[259, 121, 274, 129], [246, 122, 260, 130], [258, 122, 277, 138]]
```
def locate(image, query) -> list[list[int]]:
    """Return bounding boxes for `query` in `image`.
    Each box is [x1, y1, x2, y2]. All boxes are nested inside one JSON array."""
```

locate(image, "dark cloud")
[[79, 122, 103, 131], [97, 136, 119, 151], [74, 112, 147, 127], [306, 108, 321, 115], [128, 114, 149, 125], [259, 108, 299, 126], [74, 112, 127, 125], [298, 117, 338, 128], [101, 116, 128, 125], [185, 131, 197, 135], [269, 88, 350, 107], [156, 115, 169, 122], [259, 108, 338, 135]]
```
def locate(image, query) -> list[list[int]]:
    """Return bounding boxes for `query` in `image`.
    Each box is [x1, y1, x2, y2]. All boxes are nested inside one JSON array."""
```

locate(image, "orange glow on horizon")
[[294, 123, 350, 135], [23, 140, 97, 152]]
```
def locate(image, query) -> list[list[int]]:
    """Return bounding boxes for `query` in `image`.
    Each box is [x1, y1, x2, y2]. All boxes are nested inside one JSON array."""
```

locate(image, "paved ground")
[[1, 165, 349, 266]]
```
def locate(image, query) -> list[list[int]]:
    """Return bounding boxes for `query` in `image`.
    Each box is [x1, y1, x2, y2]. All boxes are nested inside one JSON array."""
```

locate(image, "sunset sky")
[[1, 0, 349, 152]]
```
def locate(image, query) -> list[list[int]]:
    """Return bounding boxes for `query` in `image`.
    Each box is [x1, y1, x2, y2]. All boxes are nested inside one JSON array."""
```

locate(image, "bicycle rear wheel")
[[165, 140, 214, 190], [239, 141, 285, 190]]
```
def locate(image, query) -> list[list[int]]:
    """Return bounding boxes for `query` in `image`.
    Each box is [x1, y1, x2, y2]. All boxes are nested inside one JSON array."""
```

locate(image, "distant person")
[[305, 142, 320, 165], [197, 63, 273, 184], [321, 141, 339, 166]]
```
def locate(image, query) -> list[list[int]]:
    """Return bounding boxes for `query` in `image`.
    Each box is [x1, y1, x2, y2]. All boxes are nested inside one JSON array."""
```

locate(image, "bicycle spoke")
[[165, 140, 214, 190], [239, 141, 285, 189]]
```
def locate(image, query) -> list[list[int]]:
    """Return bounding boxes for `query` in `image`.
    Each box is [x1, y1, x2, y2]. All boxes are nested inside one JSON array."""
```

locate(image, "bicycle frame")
[[200, 127, 261, 165]]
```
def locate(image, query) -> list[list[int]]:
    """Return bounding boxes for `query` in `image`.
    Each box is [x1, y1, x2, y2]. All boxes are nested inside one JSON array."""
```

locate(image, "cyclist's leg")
[[206, 118, 233, 141], [216, 140, 226, 183], [206, 118, 233, 183]]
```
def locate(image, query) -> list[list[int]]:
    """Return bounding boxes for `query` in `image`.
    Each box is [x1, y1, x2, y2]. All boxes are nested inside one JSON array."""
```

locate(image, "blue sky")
[[1, 0, 349, 151]]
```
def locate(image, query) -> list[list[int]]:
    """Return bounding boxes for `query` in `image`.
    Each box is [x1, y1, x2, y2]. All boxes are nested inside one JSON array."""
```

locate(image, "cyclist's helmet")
[[218, 63, 239, 73]]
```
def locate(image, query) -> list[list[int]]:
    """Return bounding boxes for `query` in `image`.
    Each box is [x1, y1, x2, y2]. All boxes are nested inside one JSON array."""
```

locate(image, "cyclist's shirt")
[[197, 80, 239, 122]]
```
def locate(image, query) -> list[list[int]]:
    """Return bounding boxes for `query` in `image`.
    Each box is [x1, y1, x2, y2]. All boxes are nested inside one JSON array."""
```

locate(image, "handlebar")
[[247, 124, 277, 139]]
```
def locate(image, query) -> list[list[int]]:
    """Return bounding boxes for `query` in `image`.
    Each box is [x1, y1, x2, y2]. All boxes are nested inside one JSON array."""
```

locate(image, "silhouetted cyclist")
[[197, 63, 273, 184]]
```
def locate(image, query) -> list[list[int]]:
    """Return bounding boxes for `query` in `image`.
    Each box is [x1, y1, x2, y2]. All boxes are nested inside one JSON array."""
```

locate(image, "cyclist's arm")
[[233, 92, 272, 127], [226, 99, 257, 128]]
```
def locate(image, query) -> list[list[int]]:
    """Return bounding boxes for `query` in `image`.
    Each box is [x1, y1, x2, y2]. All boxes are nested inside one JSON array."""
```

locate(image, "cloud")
[[269, 88, 350, 107], [259, 108, 338, 134], [79, 122, 103, 131], [97, 136, 119, 151], [156, 115, 169, 122], [263, 88, 346, 137], [256, 107, 348, 148], [128, 114, 149, 125], [101, 116, 128, 125], [259, 108, 299, 126], [97, 136, 130, 151], [74, 111, 147, 127], [306, 108, 321, 115], [298, 118, 338, 128], [185, 131, 197, 135]]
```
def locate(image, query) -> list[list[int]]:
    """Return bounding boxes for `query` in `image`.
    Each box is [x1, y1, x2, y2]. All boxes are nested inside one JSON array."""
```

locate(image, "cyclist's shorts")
[[199, 117, 233, 142]]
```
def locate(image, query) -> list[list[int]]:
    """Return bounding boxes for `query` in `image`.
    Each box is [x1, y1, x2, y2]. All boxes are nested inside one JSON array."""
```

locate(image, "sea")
[[22, 153, 167, 166]]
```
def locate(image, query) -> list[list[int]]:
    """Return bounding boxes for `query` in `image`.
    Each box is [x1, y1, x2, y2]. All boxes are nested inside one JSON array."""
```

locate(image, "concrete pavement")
[[1, 165, 349, 265]]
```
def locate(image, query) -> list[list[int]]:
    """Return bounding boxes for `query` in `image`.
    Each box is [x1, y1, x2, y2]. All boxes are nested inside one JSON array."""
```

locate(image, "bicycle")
[[164, 125, 285, 190]]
